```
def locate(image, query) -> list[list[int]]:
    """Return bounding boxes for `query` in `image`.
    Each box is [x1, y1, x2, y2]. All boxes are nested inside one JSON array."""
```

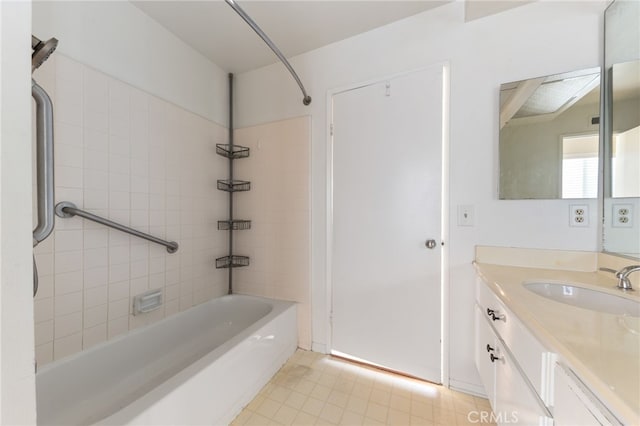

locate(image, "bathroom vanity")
[[473, 246, 640, 426], [476, 2, 640, 423]]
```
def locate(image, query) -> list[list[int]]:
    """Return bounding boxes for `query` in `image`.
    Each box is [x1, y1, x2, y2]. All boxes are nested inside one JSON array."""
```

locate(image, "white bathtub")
[[36, 294, 297, 426]]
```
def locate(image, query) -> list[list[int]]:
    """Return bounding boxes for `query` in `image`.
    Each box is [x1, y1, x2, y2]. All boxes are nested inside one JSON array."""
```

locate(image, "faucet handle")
[[616, 265, 640, 276], [614, 265, 640, 291]]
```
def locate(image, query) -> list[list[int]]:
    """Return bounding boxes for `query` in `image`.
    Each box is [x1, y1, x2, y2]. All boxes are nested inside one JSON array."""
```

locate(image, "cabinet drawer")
[[476, 277, 553, 404], [476, 276, 510, 336], [494, 339, 552, 426], [475, 304, 496, 406]]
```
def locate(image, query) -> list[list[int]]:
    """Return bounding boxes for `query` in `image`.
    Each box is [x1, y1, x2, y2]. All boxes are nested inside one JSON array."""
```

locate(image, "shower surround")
[[32, 53, 313, 365], [234, 117, 312, 349], [32, 54, 229, 365]]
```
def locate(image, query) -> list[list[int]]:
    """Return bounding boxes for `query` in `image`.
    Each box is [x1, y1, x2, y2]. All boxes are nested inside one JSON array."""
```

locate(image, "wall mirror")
[[498, 68, 601, 199], [602, 0, 640, 258]]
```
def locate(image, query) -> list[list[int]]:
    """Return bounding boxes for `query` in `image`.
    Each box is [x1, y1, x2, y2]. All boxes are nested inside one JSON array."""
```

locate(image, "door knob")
[[425, 239, 437, 249]]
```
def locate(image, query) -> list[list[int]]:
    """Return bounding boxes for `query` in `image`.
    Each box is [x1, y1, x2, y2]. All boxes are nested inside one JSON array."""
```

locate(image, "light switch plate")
[[458, 205, 474, 227]]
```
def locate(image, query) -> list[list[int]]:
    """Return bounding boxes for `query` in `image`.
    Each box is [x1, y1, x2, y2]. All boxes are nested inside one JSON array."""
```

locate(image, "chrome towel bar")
[[55, 201, 179, 253]]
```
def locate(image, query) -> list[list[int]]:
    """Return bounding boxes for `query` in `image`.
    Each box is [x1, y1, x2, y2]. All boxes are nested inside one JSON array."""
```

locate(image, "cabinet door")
[[494, 340, 552, 426], [554, 364, 609, 426], [474, 304, 496, 407]]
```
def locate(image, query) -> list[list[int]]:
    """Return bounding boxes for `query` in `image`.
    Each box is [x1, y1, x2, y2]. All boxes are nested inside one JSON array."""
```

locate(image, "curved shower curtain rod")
[[225, 0, 312, 106]]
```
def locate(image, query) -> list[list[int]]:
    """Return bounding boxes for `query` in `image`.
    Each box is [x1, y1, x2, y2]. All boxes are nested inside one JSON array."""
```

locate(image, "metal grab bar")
[[32, 80, 55, 246], [225, 0, 312, 106], [55, 202, 179, 253]]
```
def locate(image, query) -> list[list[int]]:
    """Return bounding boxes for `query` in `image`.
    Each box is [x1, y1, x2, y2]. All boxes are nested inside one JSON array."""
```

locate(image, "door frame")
[[325, 63, 451, 385]]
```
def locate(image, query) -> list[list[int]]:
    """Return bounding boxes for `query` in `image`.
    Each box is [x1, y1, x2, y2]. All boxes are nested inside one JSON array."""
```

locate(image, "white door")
[[331, 66, 444, 382]]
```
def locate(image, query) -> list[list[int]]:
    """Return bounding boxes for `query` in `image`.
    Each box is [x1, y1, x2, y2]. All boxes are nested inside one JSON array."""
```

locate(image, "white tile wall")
[[32, 54, 229, 365], [234, 116, 312, 349]]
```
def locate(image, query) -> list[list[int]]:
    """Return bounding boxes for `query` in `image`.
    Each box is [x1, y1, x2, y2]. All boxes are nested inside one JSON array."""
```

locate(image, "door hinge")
[[385, 81, 391, 97], [330, 123, 334, 136]]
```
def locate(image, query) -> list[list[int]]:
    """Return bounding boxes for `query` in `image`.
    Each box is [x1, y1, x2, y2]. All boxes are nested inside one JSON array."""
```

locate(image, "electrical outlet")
[[458, 205, 474, 227], [612, 203, 633, 228], [569, 204, 589, 227]]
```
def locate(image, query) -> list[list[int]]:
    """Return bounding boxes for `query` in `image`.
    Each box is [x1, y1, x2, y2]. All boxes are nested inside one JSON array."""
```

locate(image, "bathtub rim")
[[36, 293, 288, 376], [36, 294, 296, 425], [96, 299, 298, 426]]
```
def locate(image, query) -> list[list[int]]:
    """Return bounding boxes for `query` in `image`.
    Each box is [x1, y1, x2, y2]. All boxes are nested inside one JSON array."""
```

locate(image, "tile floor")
[[231, 350, 495, 426]]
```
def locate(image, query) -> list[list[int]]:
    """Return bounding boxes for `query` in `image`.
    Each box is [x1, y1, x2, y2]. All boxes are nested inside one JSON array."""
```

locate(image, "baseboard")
[[311, 342, 328, 354], [449, 379, 487, 398]]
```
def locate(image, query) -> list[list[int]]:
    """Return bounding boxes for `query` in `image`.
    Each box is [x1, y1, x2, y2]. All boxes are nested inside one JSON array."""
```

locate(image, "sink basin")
[[523, 282, 640, 318]]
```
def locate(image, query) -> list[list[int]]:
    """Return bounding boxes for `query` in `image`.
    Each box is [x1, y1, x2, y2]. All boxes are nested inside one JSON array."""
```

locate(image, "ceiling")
[[464, 0, 533, 22], [132, 1, 452, 73], [133, 1, 534, 73]]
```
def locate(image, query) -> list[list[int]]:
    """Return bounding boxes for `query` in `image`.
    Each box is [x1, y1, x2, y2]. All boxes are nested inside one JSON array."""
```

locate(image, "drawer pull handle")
[[491, 312, 505, 322], [487, 308, 506, 322], [486, 344, 494, 353], [490, 353, 502, 363]]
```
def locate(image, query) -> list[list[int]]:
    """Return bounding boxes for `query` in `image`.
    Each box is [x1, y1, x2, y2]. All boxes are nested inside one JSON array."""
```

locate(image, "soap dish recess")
[[132, 289, 162, 315]]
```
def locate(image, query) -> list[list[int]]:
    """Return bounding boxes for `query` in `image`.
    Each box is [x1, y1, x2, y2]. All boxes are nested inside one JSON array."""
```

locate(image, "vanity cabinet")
[[554, 363, 621, 426], [476, 277, 553, 401], [474, 305, 496, 407], [475, 277, 553, 426], [473, 254, 638, 425]]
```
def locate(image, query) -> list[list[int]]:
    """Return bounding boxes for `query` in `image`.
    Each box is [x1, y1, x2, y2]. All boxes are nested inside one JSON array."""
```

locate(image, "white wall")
[[235, 1, 605, 393], [0, 1, 37, 423], [32, 1, 229, 125]]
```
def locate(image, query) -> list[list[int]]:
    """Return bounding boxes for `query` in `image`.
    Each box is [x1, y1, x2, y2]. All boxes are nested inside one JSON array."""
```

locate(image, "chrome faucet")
[[615, 265, 640, 291]]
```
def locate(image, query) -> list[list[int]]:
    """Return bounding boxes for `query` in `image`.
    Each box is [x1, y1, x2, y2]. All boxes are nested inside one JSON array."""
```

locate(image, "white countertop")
[[474, 262, 640, 425]]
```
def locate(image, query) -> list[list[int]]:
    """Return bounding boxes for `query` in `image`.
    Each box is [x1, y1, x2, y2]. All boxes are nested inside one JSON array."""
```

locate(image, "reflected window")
[[562, 134, 599, 199]]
